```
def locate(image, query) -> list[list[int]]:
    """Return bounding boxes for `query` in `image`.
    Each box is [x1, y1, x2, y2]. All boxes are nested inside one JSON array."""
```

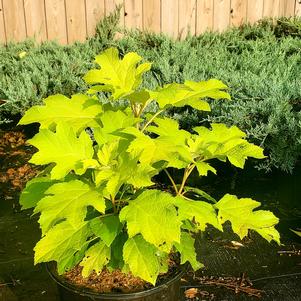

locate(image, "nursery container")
[[46, 263, 185, 301]]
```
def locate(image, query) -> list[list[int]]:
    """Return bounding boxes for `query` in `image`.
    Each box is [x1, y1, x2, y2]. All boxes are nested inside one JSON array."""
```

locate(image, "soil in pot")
[[47, 257, 185, 301]]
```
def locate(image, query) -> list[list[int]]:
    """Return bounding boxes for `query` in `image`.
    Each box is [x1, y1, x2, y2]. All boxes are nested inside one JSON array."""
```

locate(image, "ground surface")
[[0, 129, 300, 301]]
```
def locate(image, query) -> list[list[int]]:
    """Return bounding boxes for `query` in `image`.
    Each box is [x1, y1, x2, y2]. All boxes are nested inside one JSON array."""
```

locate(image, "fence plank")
[[196, 0, 214, 34], [296, 0, 301, 16], [45, 0, 68, 44], [65, 0, 87, 42], [0, 0, 6, 44], [162, 0, 179, 38], [24, 0, 47, 42], [142, 0, 161, 33], [230, 0, 247, 27], [279, 0, 296, 16], [178, 0, 196, 38], [247, 0, 263, 23], [2, 0, 26, 42], [85, 0, 105, 36], [105, 0, 125, 26], [124, 0, 143, 30], [263, 0, 280, 18], [213, 0, 231, 31]]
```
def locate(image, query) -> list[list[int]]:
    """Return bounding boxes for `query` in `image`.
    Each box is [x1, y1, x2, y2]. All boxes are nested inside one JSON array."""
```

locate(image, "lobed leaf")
[[120, 190, 182, 251], [28, 122, 98, 179], [215, 194, 280, 244], [80, 241, 111, 277], [123, 235, 163, 285], [19, 94, 102, 132], [84, 47, 151, 99], [34, 180, 105, 235]]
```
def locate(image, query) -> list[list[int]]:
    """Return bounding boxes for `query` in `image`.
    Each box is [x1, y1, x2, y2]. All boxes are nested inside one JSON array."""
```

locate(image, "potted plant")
[[19, 48, 280, 301]]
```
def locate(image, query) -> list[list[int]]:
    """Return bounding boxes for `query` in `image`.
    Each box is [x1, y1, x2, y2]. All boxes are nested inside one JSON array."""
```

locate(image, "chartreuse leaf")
[[28, 122, 98, 179], [175, 197, 222, 231], [215, 194, 280, 244], [84, 47, 151, 99], [19, 94, 102, 132], [95, 150, 156, 198], [174, 232, 203, 270], [123, 235, 163, 285], [90, 215, 123, 247], [34, 221, 92, 271], [80, 241, 111, 277], [34, 180, 105, 235], [120, 190, 182, 251], [94, 109, 137, 145], [150, 79, 230, 111], [190, 123, 265, 168], [20, 176, 56, 209], [195, 162, 216, 176], [125, 120, 192, 169]]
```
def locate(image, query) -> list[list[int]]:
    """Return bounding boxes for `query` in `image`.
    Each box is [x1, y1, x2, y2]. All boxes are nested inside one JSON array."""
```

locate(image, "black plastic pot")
[[46, 263, 185, 301]]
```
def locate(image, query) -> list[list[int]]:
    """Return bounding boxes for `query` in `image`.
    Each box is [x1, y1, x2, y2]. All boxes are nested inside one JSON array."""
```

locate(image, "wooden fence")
[[0, 0, 301, 44]]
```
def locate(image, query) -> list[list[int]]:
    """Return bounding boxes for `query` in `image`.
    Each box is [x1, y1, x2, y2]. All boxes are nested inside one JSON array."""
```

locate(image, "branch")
[[164, 169, 178, 194]]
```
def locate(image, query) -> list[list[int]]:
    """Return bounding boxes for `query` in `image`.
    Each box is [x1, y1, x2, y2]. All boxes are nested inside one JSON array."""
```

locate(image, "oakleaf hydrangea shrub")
[[20, 48, 280, 285]]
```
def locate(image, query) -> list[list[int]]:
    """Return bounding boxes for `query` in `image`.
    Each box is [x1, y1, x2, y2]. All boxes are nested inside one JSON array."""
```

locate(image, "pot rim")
[[45, 262, 186, 300]]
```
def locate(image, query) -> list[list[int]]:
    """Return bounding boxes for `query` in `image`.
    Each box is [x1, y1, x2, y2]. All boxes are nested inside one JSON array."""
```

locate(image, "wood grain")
[[230, 0, 247, 27], [179, 0, 197, 38], [213, 0, 231, 32], [263, 0, 280, 18], [247, 0, 263, 24], [0, 0, 6, 44], [142, 0, 161, 33], [196, 0, 214, 34], [44, 0, 68, 44], [65, 0, 87, 42], [124, 0, 143, 29], [2, 0, 26, 42], [296, 0, 301, 16], [85, 0, 105, 36], [24, 0, 47, 42], [162, 0, 179, 38]]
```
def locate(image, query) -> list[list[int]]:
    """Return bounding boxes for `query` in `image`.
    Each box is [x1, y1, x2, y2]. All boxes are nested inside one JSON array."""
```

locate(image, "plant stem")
[[141, 109, 164, 132], [110, 195, 117, 213], [177, 164, 195, 196], [164, 169, 178, 194]]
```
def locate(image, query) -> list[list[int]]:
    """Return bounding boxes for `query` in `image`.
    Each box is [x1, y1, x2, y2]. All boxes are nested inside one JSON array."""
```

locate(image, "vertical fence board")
[[247, 0, 263, 23], [85, 0, 105, 36], [142, 0, 161, 33], [24, 0, 47, 42], [263, 0, 280, 18], [230, 0, 247, 27], [0, 0, 6, 44], [105, 0, 125, 26], [45, 0, 68, 44], [162, 0, 179, 38], [279, 0, 296, 16], [124, 0, 143, 29], [178, 0, 196, 38], [296, 0, 301, 16], [2, 0, 26, 42], [65, 0, 87, 42], [213, 0, 231, 31], [196, 0, 214, 34]]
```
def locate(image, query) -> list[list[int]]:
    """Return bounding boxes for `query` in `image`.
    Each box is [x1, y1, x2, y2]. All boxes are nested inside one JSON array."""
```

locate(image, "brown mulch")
[[0, 130, 38, 192]]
